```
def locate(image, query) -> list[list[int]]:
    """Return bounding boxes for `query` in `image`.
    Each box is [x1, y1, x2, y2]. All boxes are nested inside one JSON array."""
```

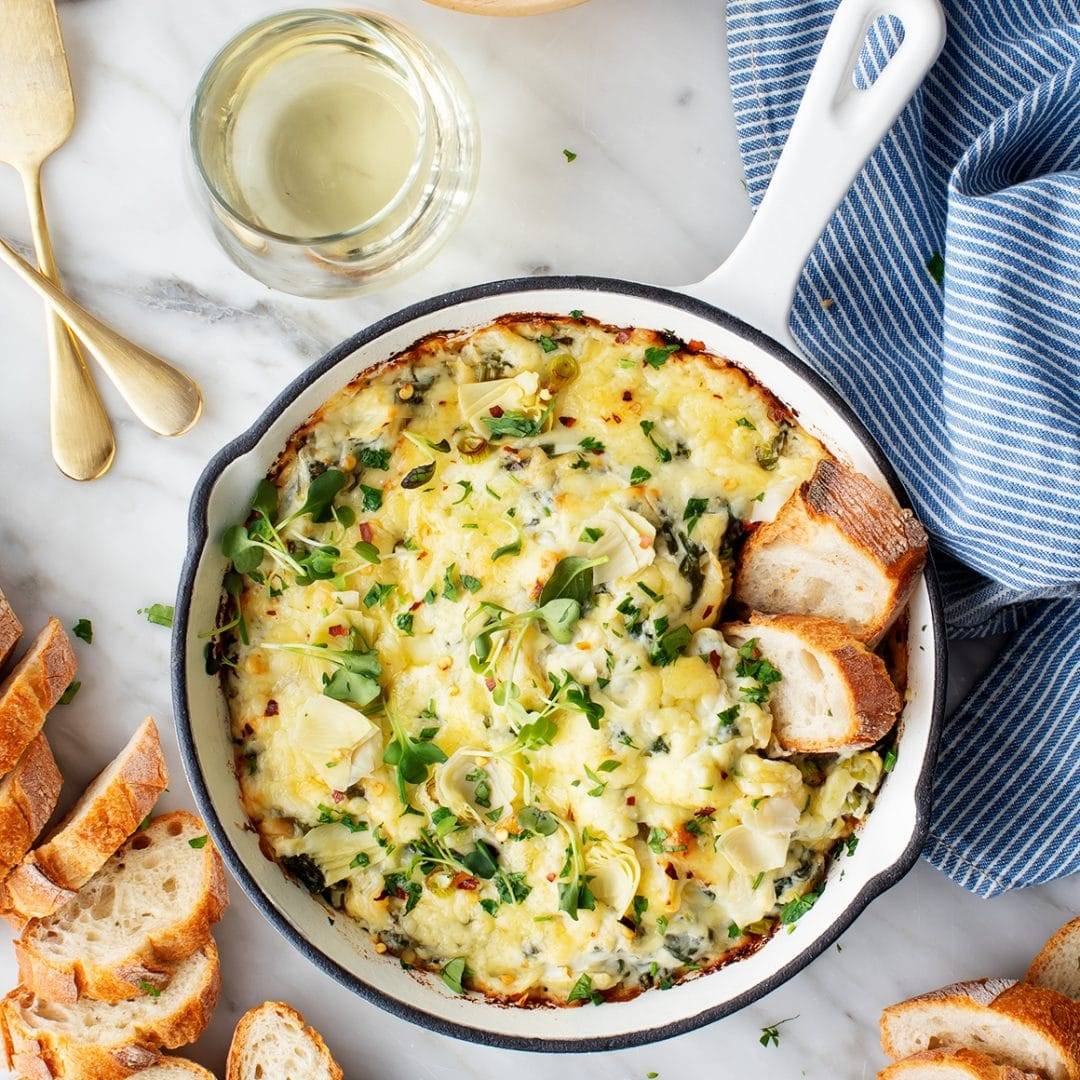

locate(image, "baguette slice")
[[135, 1058, 217, 1079], [1029, 917, 1080, 1001], [1, 941, 220, 1080], [879, 1046, 1043, 1079], [0, 735, 62, 880], [880, 978, 1080, 1080], [0, 585, 22, 672], [15, 812, 228, 1004], [3, 717, 168, 919], [227, 1001, 343, 1080], [0, 619, 76, 776], [723, 613, 901, 752], [735, 459, 928, 645]]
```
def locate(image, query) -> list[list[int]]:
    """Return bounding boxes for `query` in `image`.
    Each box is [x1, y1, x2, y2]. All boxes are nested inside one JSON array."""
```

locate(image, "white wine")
[[189, 10, 479, 296], [227, 46, 422, 238]]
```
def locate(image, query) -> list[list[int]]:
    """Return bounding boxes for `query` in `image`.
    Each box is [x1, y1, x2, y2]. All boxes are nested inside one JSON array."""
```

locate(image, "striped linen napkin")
[[725, 0, 1080, 896]]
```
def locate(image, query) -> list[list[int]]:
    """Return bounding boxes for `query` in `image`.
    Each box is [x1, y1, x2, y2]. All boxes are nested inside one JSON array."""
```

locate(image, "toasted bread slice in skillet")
[[227, 1001, 343, 1080], [0, 619, 76, 776], [1, 941, 220, 1080], [15, 812, 228, 1004], [722, 613, 901, 752], [2, 718, 168, 920], [735, 459, 927, 645]]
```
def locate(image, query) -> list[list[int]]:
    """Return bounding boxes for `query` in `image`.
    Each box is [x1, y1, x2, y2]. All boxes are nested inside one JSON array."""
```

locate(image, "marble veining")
[[0, 1, 1075, 1077]]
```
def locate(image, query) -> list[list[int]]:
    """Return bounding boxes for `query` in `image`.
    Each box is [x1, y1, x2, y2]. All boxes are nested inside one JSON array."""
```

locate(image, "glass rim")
[[187, 7, 432, 247]]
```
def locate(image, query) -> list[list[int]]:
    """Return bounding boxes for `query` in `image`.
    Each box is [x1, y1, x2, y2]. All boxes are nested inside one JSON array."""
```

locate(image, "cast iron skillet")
[[172, 0, 948, 1052]]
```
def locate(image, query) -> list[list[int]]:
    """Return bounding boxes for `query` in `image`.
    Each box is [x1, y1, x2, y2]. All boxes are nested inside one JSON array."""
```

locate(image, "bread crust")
[[1028, 917, 1080, 999], [878, 1046, 1042, 1079], [137, 1059, 218, 1080], [0, 586, 22, 672], [15, 812, 229, 1004], [735, 459, 927, 644], [724, 613, 902, 752], [0, 735, 62, 879], [227, 1001, 343, 1080], [3, 717, 168, 919], [1, 941, 220, 1080], [0, 619, 76, 776]]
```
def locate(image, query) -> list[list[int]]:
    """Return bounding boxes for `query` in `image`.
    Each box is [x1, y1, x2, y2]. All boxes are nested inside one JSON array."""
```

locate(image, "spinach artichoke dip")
[[216, 315, 888, 1005]]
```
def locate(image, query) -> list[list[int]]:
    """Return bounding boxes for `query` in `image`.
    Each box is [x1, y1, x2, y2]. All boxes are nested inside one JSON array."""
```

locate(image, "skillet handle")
[[687, 0, 946, 355]]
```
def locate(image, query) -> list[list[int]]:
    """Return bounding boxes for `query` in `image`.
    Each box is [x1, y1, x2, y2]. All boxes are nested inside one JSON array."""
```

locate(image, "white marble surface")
[[0, 0, 1075, 1077]]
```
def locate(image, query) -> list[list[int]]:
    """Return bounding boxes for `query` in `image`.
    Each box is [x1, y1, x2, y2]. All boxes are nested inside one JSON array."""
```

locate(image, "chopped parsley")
[[639, 419, 672, 463], [72, 618, 92, 644], [562, 148, 578, 163], [138, 604, 174, 628], [629, 465, 652, 485], [643, 344, 678, 369]]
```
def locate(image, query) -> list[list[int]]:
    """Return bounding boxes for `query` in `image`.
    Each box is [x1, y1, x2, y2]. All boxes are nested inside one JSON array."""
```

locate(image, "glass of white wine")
[[187, 10, 479, 298]]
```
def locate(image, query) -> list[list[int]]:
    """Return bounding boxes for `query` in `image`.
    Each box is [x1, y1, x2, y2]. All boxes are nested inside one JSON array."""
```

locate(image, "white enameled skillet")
[[173, 0, 948, 1051]]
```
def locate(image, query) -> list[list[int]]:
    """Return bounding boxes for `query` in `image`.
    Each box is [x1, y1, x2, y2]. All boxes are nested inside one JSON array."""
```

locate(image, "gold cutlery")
[[0, 0, 203, 460], [0, 0, 114, 479], [0, 239, 203, 437]]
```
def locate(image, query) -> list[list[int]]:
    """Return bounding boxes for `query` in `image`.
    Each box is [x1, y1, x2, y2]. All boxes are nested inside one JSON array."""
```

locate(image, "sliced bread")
[[135, 1058, 217, 1079], [15, 812, 228, 1004], [0, 735, 62, 879], [880, 978, 1080, 1080], [226, 1001, 343, 1080], [0, 619, 76, 776], [1, 940, 220, 1080], [722, 613, 901, 752], [2, 717, 168, 919], [735, 459, 928, 645], [878, 1046, 1043, 1079], [1028, 917, 1080, 1001], [0, 585, 22, 671]]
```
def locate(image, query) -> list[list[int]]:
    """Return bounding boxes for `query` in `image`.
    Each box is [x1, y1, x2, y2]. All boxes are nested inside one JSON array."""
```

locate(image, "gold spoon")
[[0, 0, 114, 478], [0, 239, 203, 437]]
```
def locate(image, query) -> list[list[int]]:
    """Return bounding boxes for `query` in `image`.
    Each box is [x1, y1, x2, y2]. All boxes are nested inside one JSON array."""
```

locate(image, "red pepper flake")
[[626, 795, 636, 806], [242, 722, 255, 737], [359, 522, 373, 542], [264, 700, 279, 717], [611, 414, 622, 424], [708, 650, 722, 672], [664, 862, 678, 880], [332, 789, 346, 804], [485, 677, 497, 692], [702, 605, 714, 620], [409, 599, 423, 611], [621, 390, 632, 402], [546, 872, 557, 882], [695, 806, 716, 818], [489, 404, 504, 418], [687, 339, 706, 353], [559, 416, 577, 428], [328, 624, 347, 637], [452, 873, 480, 891], [615, 330, 630, 344]]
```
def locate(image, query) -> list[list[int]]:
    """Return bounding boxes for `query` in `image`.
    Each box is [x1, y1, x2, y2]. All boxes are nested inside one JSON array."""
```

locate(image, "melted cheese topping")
[[223, 317, 884, 1004]]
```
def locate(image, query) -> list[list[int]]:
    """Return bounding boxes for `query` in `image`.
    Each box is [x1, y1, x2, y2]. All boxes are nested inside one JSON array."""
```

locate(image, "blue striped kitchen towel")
[[726, 0, 1080, 896]]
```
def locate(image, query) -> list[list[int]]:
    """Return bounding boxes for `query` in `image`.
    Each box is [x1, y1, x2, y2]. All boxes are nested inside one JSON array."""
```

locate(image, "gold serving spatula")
[[0, 0, 203, 457], [0, 0, 114, 479]]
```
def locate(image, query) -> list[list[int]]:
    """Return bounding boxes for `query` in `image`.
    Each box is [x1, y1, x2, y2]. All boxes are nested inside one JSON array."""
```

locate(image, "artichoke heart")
[[459, 371, 541, 436], [292, 694, 383, 791], [585, 838, 641, 917], [435, 748, 518, 823], [571, 506, 656, 586]]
